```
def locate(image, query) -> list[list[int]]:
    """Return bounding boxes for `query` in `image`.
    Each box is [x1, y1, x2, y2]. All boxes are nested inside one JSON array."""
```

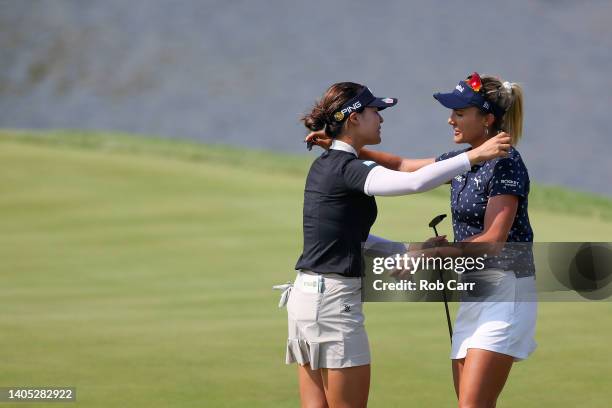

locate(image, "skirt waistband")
[[297, 269, 361, 282]]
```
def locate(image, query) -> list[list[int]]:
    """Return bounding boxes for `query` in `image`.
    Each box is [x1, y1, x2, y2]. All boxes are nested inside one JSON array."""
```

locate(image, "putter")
[[428, 214, 446, 237], [428, 214, 453, 343]]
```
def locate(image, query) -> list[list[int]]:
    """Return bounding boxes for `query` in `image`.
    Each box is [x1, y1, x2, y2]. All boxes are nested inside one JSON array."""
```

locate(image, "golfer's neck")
[[336, 134, 363, 154], [469, 135, 488, 150]]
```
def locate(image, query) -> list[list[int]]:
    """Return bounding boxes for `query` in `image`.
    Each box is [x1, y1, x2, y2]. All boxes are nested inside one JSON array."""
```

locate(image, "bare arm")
[[305, 131, 435, 171], [449, 195, 519, 258], [406, 195, 518, 260], [359, 148, 435, 172], [392, 194, 519, 273], [463, 195, 519, 243], [304, 131, 511, 175]]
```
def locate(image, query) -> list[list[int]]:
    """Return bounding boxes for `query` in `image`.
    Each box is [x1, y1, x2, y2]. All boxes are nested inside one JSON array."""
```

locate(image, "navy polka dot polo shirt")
[[436, 146, 534, 243], [436, 147, 535, 277]]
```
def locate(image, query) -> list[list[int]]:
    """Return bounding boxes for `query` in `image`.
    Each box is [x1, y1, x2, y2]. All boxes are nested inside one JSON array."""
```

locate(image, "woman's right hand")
[[467, 132, 512, 165], [305, 130, 332, 150]]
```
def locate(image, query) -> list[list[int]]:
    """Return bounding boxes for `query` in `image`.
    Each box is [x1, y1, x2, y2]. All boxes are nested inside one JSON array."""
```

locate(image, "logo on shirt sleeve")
[[362, 160, 376, 167], [500, 179, 520, 188]]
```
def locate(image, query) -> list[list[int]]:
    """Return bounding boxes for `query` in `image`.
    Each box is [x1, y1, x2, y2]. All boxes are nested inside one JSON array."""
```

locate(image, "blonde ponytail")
[[481, 76, 524, 145]]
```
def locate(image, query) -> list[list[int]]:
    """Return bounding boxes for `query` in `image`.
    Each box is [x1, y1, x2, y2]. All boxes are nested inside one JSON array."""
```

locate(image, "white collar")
[[330, 139, 358, 157]]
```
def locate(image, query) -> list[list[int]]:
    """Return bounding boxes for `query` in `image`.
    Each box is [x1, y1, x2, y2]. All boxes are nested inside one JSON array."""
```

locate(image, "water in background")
[[1, 0, 611, 194]]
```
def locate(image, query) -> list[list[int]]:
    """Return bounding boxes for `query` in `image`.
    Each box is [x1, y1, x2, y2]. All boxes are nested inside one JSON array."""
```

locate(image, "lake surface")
[[1, 0, 611, 194]]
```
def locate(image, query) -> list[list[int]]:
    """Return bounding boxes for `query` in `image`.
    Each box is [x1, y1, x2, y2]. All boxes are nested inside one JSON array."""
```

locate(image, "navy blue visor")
[[333, 87, 397, 122], [434, 79, 505, 117]]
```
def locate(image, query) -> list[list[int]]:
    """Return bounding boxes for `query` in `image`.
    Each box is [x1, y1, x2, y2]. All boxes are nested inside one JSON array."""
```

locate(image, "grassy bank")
[[0, 129, 610, 407]]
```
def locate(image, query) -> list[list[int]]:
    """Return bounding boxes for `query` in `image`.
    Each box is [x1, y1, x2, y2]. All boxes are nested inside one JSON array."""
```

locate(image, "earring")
[[485, 127, 489, 137]]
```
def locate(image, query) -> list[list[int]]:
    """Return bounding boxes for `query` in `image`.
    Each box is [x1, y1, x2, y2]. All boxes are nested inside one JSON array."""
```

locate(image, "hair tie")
[[502, 81, 513, 91]]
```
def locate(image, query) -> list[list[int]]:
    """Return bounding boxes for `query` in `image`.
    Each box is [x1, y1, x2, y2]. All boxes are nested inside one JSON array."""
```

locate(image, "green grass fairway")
[[1, 130, 611, 407]]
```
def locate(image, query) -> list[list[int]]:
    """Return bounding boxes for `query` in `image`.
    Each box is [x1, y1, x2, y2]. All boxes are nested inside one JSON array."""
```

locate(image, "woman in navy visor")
[[306, 73, 535, 407], [284, 81, 511, 408]]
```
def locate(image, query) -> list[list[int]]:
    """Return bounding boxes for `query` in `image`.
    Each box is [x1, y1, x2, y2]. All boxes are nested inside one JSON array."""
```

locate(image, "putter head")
[[428, 214, 447, 228]]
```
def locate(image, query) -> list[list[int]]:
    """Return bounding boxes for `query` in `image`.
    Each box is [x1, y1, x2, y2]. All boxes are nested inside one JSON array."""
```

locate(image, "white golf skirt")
[[451, 269, 537, 361], [284, 270, 370, 370]]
